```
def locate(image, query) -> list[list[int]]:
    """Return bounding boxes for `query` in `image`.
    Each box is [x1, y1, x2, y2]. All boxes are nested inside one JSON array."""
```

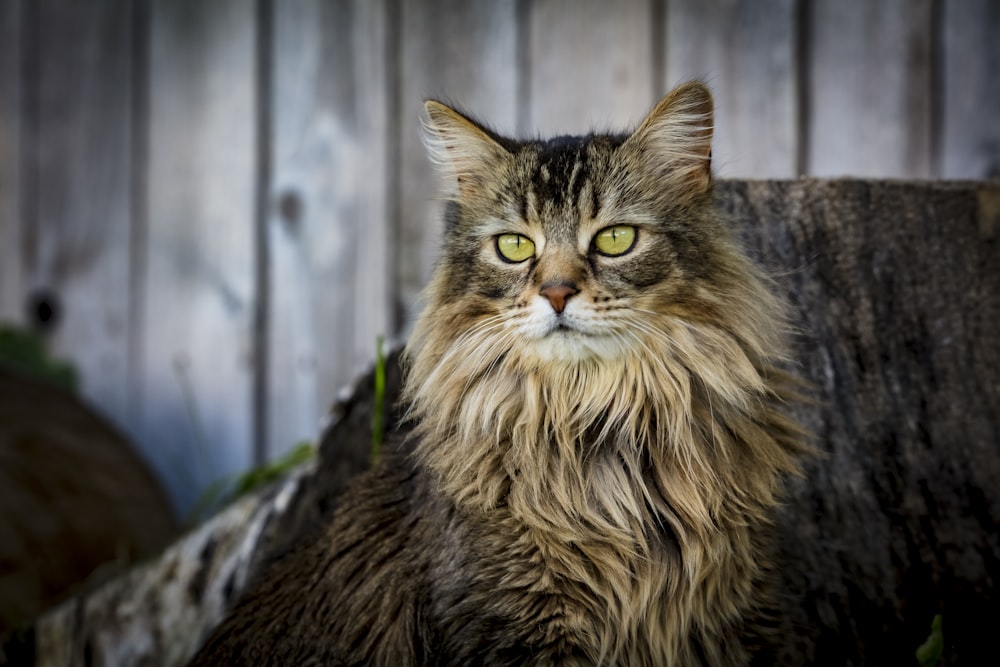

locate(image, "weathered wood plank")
[[941, 0, 1000, 179], [140, 0, 258, 514], [526, 0, 655, 136], [27, 0, 134, 427], [267, 0, 392, 460], [805, 0, 934, 177], [398, 0, 519, 327], [664, 0, 798, 177], [0, 0, 22, 324]]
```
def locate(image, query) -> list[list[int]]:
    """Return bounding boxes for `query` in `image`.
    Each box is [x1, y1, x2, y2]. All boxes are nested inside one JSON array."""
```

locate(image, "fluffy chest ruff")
[[404, 304, 804, 665]]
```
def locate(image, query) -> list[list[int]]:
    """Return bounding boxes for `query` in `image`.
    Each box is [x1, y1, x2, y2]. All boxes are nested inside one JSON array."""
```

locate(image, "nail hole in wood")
[[278, 191, 303, 235], [26, 289, 61, 333]]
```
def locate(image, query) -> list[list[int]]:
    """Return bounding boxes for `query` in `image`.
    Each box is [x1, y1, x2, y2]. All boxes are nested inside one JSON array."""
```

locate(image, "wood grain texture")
[[720, 179, 1000, 665], [27, 0, 135, 428], [664, 0, 798, 177], [398, 0, 519, 329], [140, 0, 258, 513], [805, 0, 935, 177], [0, 0, 22, 323], [267, 0, 392, 461], [526, 0, 655, 136], [940, 0, 1000, 179]]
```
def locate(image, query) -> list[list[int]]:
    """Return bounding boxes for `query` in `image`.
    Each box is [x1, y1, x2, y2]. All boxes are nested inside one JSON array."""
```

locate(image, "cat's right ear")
[[423, 101, 510, 199]]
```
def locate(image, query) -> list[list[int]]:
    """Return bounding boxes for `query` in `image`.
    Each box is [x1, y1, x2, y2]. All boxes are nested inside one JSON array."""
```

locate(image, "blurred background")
[[0, 0, 997, 522]]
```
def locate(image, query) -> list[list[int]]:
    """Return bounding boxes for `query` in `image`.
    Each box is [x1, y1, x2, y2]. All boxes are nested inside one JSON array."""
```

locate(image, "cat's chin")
[[528, 330, 627, 363]]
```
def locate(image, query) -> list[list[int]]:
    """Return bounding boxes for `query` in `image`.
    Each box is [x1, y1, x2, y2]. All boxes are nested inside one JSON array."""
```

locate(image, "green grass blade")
[[371, 335, 386, 464]]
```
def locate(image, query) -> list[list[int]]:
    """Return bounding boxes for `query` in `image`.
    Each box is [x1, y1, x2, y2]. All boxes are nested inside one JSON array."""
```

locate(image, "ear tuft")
[[422, 101, 509, 198], [624, 81, 714, 194]]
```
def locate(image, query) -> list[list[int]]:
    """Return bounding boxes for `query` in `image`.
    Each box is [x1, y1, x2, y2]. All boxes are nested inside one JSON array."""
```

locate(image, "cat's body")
[[189, 82, 808, 666]]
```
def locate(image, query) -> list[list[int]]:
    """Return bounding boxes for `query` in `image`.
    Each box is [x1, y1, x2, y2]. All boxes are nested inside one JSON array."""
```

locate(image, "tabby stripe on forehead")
[[567, 159, 583, 201], [589, 182, 601, 219], [575, 178, 601, 220]]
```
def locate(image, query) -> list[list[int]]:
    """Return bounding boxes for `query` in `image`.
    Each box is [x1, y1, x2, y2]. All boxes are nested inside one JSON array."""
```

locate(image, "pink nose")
[[539, 282, 578, 314]]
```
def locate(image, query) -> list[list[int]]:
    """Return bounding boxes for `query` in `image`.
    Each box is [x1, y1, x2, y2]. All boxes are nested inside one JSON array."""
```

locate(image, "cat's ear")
[[423, 101, 510, 199], [623, 81, 714, 194]]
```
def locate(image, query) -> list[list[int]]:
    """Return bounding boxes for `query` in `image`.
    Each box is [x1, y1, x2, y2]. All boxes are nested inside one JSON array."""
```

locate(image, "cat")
[[188, 81, 809, 666]]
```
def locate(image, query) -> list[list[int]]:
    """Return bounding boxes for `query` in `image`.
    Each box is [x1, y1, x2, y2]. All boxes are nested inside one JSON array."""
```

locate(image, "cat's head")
[[412, 81, 777, 369], [405, 82, 803, 519]]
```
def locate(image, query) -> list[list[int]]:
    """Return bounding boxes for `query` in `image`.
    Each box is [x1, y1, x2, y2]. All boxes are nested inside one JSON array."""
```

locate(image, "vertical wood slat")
[[0, 0, 21, 323], [664, 0, 798, 178], [141, 0, 258, 514], [805, 0, 935, 177], [526, 0, 656, 136], [29, 0, 135, 427], [397, 0, 520, 328], [267, 0, 392, 460], [940, 0, 1000, 179]]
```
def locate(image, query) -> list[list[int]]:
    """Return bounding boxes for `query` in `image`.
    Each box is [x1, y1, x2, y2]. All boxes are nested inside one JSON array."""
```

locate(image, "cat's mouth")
[[517, 308, 624, 360], [547, 317, 583, 337]]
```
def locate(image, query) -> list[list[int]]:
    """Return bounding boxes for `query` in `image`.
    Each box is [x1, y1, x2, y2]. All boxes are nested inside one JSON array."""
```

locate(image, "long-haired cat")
[[189, 81, 808, 666]]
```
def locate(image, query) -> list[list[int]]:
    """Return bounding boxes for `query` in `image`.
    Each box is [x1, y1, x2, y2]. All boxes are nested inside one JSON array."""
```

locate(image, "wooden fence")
[[0, 0, 997, 514]]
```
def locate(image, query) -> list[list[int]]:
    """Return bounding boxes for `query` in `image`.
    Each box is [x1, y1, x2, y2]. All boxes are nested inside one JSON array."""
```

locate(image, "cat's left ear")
[[622, 81, 714, 194], [423, 101, 510, 199]]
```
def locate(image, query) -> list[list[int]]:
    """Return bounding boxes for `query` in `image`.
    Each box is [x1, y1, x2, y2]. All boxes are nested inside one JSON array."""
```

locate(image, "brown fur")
[[189, 81, 809, 666]]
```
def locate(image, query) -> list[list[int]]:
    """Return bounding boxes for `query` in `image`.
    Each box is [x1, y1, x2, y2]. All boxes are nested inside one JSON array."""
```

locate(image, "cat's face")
[[423, 82, 720, 364], [409, 82, 801, 523]]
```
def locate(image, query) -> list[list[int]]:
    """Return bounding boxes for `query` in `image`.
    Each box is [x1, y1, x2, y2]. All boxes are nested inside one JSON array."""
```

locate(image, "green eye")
[[496, 234, 535, 263], [593, 225, 637, 256]]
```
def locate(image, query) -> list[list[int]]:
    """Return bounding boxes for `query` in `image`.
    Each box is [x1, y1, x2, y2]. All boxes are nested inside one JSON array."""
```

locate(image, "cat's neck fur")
[[402, 229, 804, 662]]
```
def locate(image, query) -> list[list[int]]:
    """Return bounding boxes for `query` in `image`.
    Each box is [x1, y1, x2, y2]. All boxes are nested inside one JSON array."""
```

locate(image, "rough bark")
[[16, 179, 998, 666], [722, 180, 1000, 665]]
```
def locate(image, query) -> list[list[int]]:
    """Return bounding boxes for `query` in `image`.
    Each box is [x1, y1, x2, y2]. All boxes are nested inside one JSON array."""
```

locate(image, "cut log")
[[19, 179, 999, 666], [0, 368, 177, 650]]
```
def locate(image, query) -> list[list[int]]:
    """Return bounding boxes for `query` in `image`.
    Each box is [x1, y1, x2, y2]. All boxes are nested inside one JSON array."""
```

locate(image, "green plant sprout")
[[0, 325, 78, 391], [915, 614, 943, 667], [371, 335, 386, 464], [189, 440, 316, 524]]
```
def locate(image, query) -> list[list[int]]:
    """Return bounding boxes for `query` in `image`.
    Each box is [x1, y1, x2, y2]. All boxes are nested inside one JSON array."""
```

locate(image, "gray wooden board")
[[526, 0, 656, 137], [805, 0, 934, 177], [664, 0, 798, 178], [140, 0, 258, 514], [0, 0, 21, 323], [268, 0, 392, 460], [941, 0, 1000, 179], [346, 0, 393, 395], [397, 0, 519, 330], [30, 0, 135, 428]]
